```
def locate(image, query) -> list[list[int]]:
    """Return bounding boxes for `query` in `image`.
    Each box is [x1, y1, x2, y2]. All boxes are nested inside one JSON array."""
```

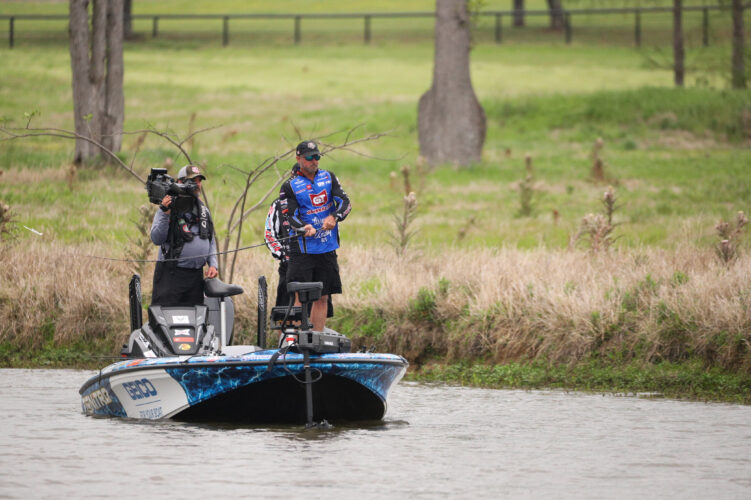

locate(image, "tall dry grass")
[[2, 241, 750, 373], [0, 241, 133, 349], [332, 245, 751, 372]]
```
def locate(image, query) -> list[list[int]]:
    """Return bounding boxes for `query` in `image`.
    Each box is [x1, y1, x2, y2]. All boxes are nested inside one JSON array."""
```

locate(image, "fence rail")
[[1, 5, 744, 49]]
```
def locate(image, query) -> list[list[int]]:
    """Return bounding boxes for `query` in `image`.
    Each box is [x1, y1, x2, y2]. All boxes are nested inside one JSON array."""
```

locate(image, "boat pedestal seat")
[[286, 281, 323, 304], [205, 278, 243, 298]]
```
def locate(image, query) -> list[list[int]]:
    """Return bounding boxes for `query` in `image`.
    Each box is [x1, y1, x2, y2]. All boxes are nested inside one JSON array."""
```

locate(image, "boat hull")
[[80, 350, 407, 423]]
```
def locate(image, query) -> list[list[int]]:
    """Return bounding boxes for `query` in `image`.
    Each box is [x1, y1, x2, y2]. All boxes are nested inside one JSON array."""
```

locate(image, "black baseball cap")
[[296, 140, 320, 157]]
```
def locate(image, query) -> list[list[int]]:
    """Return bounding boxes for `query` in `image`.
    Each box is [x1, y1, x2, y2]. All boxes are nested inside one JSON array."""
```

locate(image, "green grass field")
[[1, 38, 748, 250], [1, 1, 750, 398]]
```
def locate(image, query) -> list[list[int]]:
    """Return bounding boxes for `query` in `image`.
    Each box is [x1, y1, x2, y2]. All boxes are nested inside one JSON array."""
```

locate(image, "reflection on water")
[[1, 369, 750, 499]]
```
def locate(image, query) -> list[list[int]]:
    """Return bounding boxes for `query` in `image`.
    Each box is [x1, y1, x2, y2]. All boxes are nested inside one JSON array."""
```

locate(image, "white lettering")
[[82, 387, 113, 412]]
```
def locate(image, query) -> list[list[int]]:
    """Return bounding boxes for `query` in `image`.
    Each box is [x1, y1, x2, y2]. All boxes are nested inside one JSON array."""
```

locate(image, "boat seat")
[[286, 281, 322, 304], [204, 278, 244, 298]]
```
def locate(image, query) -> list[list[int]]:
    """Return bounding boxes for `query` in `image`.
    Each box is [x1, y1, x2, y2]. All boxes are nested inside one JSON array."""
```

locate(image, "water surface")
[[1, 369, 749, 499]]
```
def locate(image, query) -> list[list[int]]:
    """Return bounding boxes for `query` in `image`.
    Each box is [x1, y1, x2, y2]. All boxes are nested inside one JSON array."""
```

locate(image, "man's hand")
[[205, 266, 218, 279], [160, 195, 172, 213], [304, 224, 316, 237], [321, 215, 337, 231]]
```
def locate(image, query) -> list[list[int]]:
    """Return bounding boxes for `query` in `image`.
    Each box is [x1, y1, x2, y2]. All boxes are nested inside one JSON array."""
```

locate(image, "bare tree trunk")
[[547, 0, 565, 30], [104, 1, 124, 152], [418, 0, 486, 166], [513, 0, 525, 27], [731, 0, 746, 89], [68, 0, 125, 164], [673, 0, 684, 87]]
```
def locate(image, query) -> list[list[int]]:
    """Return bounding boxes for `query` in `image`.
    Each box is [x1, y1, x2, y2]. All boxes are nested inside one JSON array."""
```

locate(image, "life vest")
[[162, 198, 213, 261], [289, 170, 339, 254]]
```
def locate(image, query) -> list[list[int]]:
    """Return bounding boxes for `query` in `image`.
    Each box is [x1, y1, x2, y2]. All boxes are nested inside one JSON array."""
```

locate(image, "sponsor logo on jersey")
[[310, 190, 328, 207], [305, 203, 333, 215], [173, 337, 195, 342], [178, 343, 192, 351], [172, 315, 189, 324]]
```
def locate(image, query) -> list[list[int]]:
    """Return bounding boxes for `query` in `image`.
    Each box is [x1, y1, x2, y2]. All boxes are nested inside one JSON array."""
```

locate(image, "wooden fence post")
[[152, 16, 159, 38], [702, 7, 709, 46], [294, 15, 301, 44], [635, 9, 641, 47], [9, 17, 14, 49], [223, 16, 229, 46], [565, 12, 572, 44], [364, 15, 371, 44], [495, 13, 502, 43]]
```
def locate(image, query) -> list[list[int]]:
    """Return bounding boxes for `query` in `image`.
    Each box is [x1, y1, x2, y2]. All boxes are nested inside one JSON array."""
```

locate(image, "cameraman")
[[150, 165, 218, 307]]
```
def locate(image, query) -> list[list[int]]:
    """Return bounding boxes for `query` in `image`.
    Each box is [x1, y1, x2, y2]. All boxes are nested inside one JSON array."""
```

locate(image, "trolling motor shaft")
[[285, 281, 323, 427]]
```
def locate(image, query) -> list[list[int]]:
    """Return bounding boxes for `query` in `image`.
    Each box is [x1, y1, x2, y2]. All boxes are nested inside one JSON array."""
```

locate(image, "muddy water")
[[1, 369, 749, 499]]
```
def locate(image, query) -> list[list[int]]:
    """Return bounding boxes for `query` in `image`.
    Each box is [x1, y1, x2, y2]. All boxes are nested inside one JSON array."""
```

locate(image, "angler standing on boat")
[[280, 141, 351, 332], [150, 165, 218, 307], [265, 164, 335, 316]]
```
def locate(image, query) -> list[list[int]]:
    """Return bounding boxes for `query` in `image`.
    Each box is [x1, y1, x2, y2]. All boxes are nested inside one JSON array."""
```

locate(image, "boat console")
[[120, 274, 244, 358]]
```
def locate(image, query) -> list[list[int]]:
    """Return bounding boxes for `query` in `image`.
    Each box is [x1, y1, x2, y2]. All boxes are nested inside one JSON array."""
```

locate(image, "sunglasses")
[[304, 154, 321, 161]]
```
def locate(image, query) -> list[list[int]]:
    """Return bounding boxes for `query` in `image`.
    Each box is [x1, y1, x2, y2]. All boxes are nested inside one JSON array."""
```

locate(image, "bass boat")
[[79, 276, 407, 425]]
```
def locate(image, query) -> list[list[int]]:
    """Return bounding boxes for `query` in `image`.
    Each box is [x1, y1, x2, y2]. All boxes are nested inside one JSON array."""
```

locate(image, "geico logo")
[[82, 387, 113, 412], [123, 378, 158, 400]]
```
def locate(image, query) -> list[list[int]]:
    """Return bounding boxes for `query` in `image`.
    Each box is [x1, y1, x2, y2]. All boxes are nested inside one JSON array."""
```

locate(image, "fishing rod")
[[83, 232, 303, 264]]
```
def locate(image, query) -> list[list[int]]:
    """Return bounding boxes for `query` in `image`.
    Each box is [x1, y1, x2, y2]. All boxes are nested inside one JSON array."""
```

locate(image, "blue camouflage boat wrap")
[[80, 375, 127, 418], [79, 351, 407, 420]]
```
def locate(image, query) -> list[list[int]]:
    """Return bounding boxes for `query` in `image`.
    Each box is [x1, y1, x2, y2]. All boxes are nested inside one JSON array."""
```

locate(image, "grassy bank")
[[411, 360, 751, 404]]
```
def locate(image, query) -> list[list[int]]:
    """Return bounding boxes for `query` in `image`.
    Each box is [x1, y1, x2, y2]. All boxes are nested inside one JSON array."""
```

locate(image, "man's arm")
[[207, 231, 219, 270], [281, 182, 303, 230], [281, 181, 314, 237], [150, 208, 170, 245], [330, 172, 351, 222]]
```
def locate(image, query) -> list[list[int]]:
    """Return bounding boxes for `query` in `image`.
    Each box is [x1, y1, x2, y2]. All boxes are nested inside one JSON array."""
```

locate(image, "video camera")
[[146, 168, 199, 206]]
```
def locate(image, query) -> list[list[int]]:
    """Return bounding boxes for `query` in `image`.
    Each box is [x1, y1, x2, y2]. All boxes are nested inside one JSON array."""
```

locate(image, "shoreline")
[[3, 344, 748, 405], [409, 359, 751, 405]]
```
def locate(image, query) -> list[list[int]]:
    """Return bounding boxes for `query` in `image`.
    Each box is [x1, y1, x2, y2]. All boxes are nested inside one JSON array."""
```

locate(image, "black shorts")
[[285, 251, 342, 297], [276, 259, 334, 317], [151, 261, 205, 307]]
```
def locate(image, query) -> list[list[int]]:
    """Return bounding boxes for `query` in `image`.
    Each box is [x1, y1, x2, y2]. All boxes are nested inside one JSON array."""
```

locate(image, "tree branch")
[[0, 125, 145, 184]]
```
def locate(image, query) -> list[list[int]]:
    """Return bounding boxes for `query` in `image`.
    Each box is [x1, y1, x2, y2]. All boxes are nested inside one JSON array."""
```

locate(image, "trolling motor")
[[266, 281, 351, 427], [287, 281, 322, 428], [269, 282, 351, 354]]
